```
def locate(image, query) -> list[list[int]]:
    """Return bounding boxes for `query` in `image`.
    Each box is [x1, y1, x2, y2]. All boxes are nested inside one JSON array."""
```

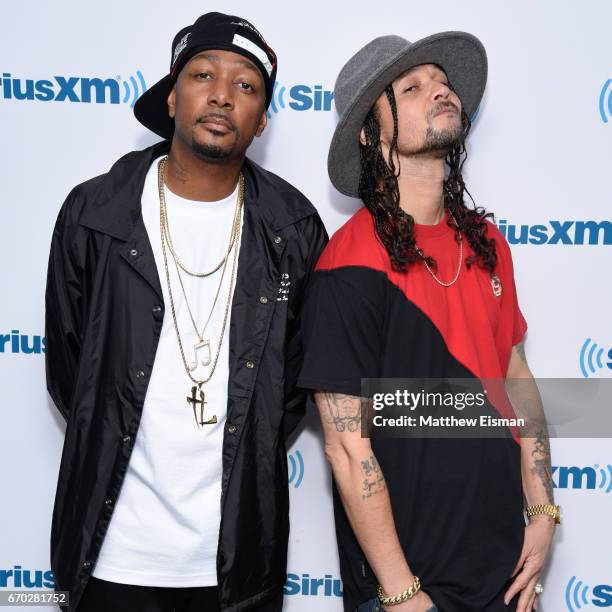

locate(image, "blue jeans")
[[355, 598, 438, 612]]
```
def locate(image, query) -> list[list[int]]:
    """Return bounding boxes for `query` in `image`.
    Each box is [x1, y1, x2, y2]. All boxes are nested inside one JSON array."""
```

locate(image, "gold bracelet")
[[525, 504, 562, 524], [377, 576, 421, 606]]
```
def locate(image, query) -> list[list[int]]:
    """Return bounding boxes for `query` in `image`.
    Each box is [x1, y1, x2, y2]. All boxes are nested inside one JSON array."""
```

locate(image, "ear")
[[359, 127, 367, 146], [167, 85, 176, 119], [255, 109, 267, 137]]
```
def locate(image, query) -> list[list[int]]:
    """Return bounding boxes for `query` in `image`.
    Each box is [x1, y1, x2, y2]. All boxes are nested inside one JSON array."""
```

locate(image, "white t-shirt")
[[92, 155, 242, 587]]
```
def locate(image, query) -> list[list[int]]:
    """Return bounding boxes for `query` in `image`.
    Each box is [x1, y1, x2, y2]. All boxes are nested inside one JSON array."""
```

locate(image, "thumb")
[[510, 546, 528, 578]]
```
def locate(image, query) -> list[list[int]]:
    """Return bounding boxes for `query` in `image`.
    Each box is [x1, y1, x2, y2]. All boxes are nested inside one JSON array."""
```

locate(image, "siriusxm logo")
[[0, 330, 45, 355], [566, 575, 612, 610], [267, 82, 334, 117], [497, 220, 611, 245], [284, 572, 342, 597], [288, 449, 304, 488], [553, 464, 612, 493], [600, 78, 612, 123], [0, 566, 54, 589], [0, 71, 147, 107], [579, 338, 612, 378]]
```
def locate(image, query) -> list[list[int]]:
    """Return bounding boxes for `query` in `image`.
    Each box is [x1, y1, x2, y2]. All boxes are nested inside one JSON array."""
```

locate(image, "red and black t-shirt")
[[297, 207, 528, 611]]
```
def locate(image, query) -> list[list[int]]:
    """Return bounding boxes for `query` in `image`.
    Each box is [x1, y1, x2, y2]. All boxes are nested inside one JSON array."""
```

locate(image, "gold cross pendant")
[[186, 384, 218, 428]]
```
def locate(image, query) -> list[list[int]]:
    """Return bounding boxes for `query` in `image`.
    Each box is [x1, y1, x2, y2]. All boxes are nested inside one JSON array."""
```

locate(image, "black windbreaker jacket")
[[44, 140, 328, 611]]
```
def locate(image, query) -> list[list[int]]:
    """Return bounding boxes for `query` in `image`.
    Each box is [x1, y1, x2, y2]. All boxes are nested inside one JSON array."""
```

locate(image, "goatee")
[[190, 138, 234, 162], [421, 122, 463, 153]]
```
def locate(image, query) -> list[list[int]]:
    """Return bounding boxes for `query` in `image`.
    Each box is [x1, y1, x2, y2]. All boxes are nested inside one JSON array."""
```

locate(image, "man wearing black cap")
[[298, 32, 557, 612], [45, 12, 327, 612]]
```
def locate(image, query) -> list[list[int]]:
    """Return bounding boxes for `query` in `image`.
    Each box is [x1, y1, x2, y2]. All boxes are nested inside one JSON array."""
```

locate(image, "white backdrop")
[[0, 1, 610, 610]]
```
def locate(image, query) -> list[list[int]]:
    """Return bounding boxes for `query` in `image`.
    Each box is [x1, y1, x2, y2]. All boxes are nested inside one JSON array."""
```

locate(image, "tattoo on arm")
[[514, 339, 527, 363], [530, 427, 554, 504], [322, 393, 362, 432], [360, 453, 386, 500]]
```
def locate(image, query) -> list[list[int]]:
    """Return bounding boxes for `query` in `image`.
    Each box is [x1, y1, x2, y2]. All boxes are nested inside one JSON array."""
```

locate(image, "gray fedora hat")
[[328, 31, 487, 197]]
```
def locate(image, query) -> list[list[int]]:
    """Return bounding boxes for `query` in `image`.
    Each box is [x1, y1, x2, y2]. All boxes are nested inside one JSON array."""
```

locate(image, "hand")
[[382, 590, 435, 611], [504, 517, 555, 611]]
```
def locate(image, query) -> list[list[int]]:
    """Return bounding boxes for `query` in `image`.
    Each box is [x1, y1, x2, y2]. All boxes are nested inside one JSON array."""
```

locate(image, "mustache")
[[432, 102, 459, 117], [196, 112, 236, 132]]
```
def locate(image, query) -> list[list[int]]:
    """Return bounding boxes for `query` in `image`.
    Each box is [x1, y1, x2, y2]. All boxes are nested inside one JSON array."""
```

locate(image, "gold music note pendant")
[[186, 384, 218, 428]]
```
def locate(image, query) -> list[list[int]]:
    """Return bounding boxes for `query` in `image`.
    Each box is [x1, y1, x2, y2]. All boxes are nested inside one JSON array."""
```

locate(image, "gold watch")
[[525, 504, 562, 524]]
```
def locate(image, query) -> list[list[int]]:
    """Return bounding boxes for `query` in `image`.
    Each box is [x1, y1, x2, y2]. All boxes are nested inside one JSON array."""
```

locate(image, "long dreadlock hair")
[[358, 82, 498, 275]]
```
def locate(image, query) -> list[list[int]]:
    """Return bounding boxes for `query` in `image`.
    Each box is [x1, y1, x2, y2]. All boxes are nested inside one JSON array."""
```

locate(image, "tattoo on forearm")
[[530, 427, 554, 504], [322, 393, 362, 432], [360, 453, 386, 500]]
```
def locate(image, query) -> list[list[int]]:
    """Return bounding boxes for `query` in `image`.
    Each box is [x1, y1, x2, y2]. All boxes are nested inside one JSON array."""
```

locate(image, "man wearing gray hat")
[[298, 32, 558, 611]]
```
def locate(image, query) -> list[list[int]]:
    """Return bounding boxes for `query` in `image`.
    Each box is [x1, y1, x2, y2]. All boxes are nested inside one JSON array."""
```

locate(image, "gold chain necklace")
[[415, 212, 463, 287], [160, 157, 242, 370], [158, 157, 243, 428], [172, 257, 226, 369], [161, 160, 239, 278]]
